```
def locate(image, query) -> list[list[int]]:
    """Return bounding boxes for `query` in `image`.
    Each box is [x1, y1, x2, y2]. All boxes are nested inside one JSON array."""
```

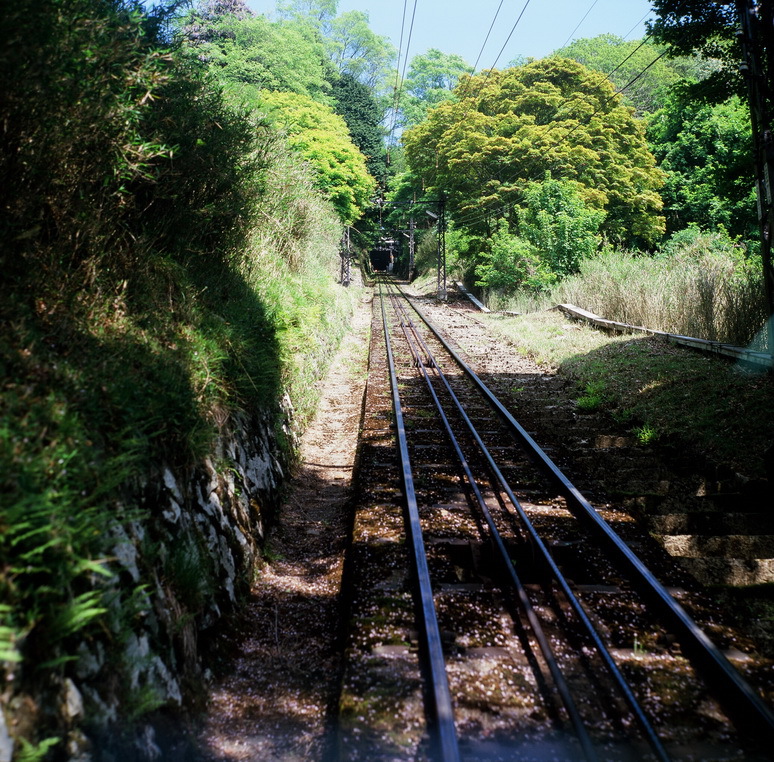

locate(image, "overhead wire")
[[388, 0, 419, 146], [559, 0, 599, 50], [471, 0, 506, 72], [452, 0, 533, 153], [389, 0, 409, 122], [455, 0, 506, 104], [622, 10, 652, 41]]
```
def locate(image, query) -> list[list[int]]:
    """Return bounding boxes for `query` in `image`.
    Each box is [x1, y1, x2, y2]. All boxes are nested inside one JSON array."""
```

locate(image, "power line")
[[472, 0, 506, 72], [388, 0, 419, 145], [622, 10, 652, 41], [455, 0, 506, 104], [484, 0, 533, 73], [390, 0, 409, 117], [560, 0, 599, 50], [454, 0, 533, 143]]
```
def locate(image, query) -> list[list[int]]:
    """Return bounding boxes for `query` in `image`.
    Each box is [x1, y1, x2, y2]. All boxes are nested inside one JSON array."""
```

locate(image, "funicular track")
[[336, 277, 774, 761]]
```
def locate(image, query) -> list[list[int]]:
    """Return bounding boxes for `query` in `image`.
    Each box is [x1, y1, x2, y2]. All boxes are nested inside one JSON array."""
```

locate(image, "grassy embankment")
[[1, 0, 362, 753], [415, 224, 772, 477], [440, 228, 772, 478], [482, 308, 773, 479]]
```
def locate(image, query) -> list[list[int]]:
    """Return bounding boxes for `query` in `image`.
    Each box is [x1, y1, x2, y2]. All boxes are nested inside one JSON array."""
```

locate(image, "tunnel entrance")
[[370, 239, 396, 272]]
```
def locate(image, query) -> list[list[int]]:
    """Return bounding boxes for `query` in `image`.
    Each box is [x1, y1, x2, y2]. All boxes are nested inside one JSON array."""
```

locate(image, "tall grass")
[[552, 230, 766, 348], [0, 0, 360, 751]]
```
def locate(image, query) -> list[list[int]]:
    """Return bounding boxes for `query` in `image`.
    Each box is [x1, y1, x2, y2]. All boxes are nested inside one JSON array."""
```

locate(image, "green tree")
[[330, 72, 386, 178], [519, 174, 605, 277], [276, 0, 337, 27], [327, 10, 396, 88], [276, 0, 395, 90], [400, 49, 473, 128], [647, 94, 756, 237], [184, 12, 332, 101], [403, 57, 665, 246], [258, 90, 375, 223], [473, 176, 604, 292], [556, 34, 716, 115], [647, 1, 741, 103], [474, 220, 553, 291]]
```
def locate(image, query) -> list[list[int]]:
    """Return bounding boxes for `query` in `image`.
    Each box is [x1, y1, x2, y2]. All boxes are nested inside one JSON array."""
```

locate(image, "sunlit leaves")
[[258, 90, 375, 224], [404, 57, 665, 246]]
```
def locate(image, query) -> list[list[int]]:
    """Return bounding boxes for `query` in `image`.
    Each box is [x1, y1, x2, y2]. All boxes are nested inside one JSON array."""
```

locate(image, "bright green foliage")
[[276, 0, 337, 26], [519, 175, 605, 277], [647, 95, 756, 237], [276, 1, 396, 90], [400, 49, 473, 128], [556, 34, 716, 114], [184, 12, 332, 101], [326, 10, 396, 88], [403, 57, 665, 246], [474, 176, 604, 292], [258, 90, 375, 224], [475, 220, 555, 291]]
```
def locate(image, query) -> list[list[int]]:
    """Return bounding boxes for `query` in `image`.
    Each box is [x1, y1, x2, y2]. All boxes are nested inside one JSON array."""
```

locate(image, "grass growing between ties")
[[482, 309, 774, 478]]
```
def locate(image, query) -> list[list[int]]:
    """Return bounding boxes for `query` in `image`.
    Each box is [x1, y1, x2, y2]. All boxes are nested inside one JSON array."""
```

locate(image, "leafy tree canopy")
[[331, 73, 387, 179], [183, 12, 332, 101], [647, 94, 756, 237], [326, 10, 396, 89], [275, 0, 396, 90], [182, 0, 254, 43], [403, 57, 665, 246], [555, 34, 718, 114], [474, 175, 605, 292], [257, 90, 375, 224], [647, 0, 741, 102], [400, 48, 474, 128]]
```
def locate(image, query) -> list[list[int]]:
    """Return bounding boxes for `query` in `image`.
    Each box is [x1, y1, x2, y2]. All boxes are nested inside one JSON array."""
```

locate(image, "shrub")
[[475, 220, 556, 292]]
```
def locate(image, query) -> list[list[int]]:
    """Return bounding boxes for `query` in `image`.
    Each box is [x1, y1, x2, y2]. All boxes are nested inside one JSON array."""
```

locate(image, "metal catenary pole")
[[437, 194, 447, 301], [409, 214, 416, 281], [340, 226, 351, 286], [737, 0, 774, 355]]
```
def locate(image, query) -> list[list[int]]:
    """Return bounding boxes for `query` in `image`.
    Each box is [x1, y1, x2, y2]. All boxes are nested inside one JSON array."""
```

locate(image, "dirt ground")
[[197, 286, 372, 761]]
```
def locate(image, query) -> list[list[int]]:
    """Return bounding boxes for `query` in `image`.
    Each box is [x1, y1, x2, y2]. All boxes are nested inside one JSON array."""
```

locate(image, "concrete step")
[[676, 557, 774, 586], [655, 533, 774, 559], [649, 512, 774, 535]]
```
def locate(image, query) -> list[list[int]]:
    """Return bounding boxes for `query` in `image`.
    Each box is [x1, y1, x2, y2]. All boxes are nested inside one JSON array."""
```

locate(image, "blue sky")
[[246, 1, 656, 70]]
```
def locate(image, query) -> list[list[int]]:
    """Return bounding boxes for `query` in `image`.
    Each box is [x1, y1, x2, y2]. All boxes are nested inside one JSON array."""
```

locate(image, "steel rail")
[[388, 284, 671, 761], [385, 284, 600, 761], [403, 288, 774, 748], [378, 283, 461, 762]]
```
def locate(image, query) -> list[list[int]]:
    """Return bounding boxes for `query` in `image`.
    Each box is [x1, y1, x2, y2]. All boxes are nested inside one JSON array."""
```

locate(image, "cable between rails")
[[390, 283, 671, 761]]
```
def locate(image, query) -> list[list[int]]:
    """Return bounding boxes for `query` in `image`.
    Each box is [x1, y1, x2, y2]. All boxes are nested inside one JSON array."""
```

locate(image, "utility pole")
[[408, 214, 416, 281], [737, 0, 774, 355], [340, 226, 351, 287], [437, 193, 447, 301]]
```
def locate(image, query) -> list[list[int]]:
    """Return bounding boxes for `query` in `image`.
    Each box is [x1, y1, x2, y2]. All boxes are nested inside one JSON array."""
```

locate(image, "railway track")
[[336, 278, 774, 761]]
